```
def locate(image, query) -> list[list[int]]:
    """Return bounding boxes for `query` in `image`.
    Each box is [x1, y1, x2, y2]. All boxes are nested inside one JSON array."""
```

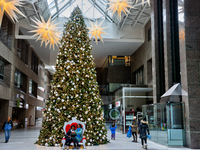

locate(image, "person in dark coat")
[[65, 125, 79, 149], [2, 117, 13, 143], [139, 117, 150, 149], [65, 125, 75, 146]]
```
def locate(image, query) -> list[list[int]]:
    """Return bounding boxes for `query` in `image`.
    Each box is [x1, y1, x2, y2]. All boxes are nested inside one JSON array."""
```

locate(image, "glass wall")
[[14, 69, 27, 93], [132, 65, 144, 84], [0, 59, 5, 80], [108, 56, 130, 66], [109, 83, 123, 92], [17, 35, 29, 65], [111, 86, 153, 133], [15, 71, 22, 88], [29, 79, 37, 97], [31, 51, 38, 74], [0, 14, 13, 49], [142, 103, 185, 146]]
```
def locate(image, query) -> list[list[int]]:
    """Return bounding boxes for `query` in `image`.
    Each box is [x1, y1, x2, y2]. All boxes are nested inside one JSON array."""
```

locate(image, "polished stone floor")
[[0, 124, 194, 150]]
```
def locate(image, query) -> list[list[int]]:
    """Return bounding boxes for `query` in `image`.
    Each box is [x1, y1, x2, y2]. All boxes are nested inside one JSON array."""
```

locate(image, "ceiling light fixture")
[[88, 20, 108, 44], [0, 0, 26, 27], [29, 15, 61, 50], [106, 0, 134, 20]]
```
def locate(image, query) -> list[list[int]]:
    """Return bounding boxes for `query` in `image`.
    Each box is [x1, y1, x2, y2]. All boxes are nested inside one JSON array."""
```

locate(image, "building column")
[[151, 0, 165, 103], [162, 0, 173, 90], [180, 0, 200, 148]]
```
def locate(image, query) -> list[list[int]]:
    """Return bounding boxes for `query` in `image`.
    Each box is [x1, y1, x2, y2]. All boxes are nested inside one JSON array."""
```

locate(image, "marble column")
[[180, 0, 200, 148], [151, 0, 200, 148], [151, 0, 162, 103], [162, 0, 173, 90]]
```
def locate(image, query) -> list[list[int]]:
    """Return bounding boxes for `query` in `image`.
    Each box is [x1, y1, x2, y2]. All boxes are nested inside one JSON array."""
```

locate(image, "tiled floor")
[[0, 125, 195, 150]]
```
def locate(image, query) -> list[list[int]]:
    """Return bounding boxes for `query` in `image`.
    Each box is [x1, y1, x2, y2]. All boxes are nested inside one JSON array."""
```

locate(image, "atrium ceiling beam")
[[52, 0, 76, 19], [32, 2, 40, 19], [119, 8, 132, 30], [88, 0, 115, 23], [118, 0, 148, 30], [54, 0, 59, 18], [131, 3, 147, 28], [19, 7, 31, 24]]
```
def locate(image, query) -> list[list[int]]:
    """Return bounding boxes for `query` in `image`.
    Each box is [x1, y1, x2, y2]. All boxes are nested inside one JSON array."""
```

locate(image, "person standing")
[[75, 124, 83, 148], [139, 117, 150, 149], [131, 116, 138, 142], [2, 117, 13, 143], [110, 123, 117, 140], [65, 125, 75, 146]]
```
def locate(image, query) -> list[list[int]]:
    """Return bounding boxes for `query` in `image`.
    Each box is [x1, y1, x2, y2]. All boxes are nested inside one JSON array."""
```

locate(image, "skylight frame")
[[47, 0, 115, 23]]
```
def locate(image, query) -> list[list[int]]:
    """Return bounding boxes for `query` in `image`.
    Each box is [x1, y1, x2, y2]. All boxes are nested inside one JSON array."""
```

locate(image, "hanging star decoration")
[[106, 0, 134, 20], [0, 0, 26, 27], [136, 0, 150, 6], [29, 15, 61, 50], [88, 20, 108, 44]]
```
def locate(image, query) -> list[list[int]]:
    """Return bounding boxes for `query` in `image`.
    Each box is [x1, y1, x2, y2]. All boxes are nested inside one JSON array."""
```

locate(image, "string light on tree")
[[29, 15, 61, 50], [0, 0, 26, 27], [35, 6, 108, 147], [106, 0, 134, 20], [88, 20, 108, 44]]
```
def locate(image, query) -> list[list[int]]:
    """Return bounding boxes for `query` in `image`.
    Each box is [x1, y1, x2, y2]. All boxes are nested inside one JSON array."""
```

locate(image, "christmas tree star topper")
[[106, 0, 134, 20], [88, 20, 108, 44], [29, 15, 61, 50], [0, 0, 26, 27]]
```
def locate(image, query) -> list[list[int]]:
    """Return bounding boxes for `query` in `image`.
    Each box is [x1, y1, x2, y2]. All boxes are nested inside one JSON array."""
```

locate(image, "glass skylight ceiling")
[[47, 0, 113, 21]]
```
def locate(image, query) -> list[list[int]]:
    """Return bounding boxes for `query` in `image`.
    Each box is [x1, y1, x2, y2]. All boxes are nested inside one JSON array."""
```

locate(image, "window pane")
[[15, 71, 21, 88], [0, 14, 13, 49], [17, 39, 22, 58], [31, 51, 38, 74], [29, 79, 32, 93], [0, 60, 4, 80]]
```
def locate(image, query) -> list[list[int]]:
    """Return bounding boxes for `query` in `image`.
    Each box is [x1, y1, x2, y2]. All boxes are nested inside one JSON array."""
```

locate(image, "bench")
[[62, 117, 86, 149]]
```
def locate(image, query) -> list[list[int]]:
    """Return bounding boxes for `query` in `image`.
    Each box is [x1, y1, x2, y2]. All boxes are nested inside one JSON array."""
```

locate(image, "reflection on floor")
[[0, 124, 191, 150]]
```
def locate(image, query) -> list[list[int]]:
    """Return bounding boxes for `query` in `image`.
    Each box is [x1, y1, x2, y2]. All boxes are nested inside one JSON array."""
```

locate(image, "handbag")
[[127, 131, 131, 138], [127, 126, 132, 138], [147, 135, 151, 140]]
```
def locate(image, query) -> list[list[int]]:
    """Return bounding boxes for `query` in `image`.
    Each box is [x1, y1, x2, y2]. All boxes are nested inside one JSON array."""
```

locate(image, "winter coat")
[[2, 120, 13, 131], [139, 120, 149, 139], [75, 128, 83, 142], [65, 129, 76, 139], [131, 120, 138, 132], [110, 125, 117, 134]]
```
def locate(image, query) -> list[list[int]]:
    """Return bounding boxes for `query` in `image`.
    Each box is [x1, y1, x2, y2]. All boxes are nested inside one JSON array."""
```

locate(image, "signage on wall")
[[116, 101, 120, 107], [109, 109, 120, 120], [109, 104, 112, 109]]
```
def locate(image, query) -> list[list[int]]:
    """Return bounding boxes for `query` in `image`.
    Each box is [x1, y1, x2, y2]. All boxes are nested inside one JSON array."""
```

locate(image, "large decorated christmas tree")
[[36, 6, 108, 147]]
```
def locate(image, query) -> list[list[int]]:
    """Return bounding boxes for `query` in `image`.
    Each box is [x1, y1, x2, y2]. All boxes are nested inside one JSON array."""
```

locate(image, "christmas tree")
[[36, 6, 108, 147]]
